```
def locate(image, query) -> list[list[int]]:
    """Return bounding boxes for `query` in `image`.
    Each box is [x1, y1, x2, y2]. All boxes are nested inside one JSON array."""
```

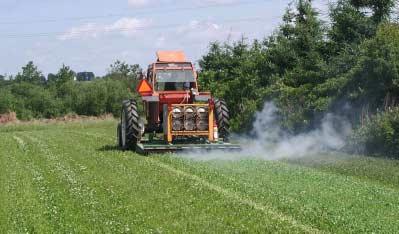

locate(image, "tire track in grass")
[[0, 138, 6, 232], [5, 136, 31, 232], [25, 132, 136, 233], [151, 159, 324, 234], [22, 133, 113, 232], [32, 130, 157, 232], [15, 133, 122, 232], [0, 135, 23, 232], [65, 130, 112, 140], [10, 135, 58, 232]]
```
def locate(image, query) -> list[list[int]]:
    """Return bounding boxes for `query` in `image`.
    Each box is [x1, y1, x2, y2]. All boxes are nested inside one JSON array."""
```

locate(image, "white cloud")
[[128, 0, 149, 7], [105, 17, 150, 36], [59, 23, 99, 40], [59, 17, 150, 40]]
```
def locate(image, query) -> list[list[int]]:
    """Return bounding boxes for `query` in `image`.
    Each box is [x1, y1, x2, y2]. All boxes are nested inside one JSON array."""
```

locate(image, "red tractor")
[[117, 51, 240, 153]]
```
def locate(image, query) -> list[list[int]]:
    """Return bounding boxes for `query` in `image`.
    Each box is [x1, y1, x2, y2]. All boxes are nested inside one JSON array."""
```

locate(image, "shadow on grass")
[[98, 145, 153, 156], [98, 145, 121, 152]]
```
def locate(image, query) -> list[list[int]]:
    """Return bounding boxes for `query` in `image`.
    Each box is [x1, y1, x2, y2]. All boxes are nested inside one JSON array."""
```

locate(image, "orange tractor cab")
[[117, 51, 241, 153]]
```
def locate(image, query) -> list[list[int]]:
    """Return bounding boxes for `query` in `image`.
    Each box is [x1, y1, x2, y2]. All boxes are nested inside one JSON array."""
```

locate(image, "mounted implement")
[[117, 51, 241, 154]]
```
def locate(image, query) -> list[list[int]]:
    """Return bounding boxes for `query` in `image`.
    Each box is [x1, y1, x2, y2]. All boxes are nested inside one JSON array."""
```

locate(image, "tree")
[[342, 23, 399, 111], [0, 75, 5, 87], [48, 65, 76, 91], [198, 0, 329, 132], [328, 0, 396, 55], [56, 65, 75, 83], [106, 60, 141, 90], [199, 38, 267, 131], [50, 65, 77, 104], [265, 0, 328, 131], [107, 60, 141, 78], [350, 0, 395, 22], [15, 61, 45, 85]]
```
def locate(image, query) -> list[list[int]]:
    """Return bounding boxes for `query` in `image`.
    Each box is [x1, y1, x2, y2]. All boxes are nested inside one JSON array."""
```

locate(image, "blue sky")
[[0, 0, 330, 76]]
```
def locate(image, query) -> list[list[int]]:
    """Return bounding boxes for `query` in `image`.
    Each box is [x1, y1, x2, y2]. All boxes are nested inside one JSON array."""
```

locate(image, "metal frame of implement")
[[136, 142, 242, 154]]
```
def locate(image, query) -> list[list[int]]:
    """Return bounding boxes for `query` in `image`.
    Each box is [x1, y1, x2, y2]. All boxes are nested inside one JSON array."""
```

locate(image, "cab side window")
[[147, 68, 153, 84]]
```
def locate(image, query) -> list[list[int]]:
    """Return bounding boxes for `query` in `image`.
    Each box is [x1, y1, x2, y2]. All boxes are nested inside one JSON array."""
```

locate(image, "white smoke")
[[180, 102, 352, 161]]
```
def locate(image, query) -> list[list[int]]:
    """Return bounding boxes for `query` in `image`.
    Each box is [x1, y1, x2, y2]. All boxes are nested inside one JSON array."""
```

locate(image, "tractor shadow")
[[97, 145, 150, 156], [98, 145, 121, 152]]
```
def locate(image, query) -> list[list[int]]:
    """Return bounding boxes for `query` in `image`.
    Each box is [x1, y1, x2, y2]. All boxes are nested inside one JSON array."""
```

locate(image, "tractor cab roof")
[[156, 51, 187, 63]]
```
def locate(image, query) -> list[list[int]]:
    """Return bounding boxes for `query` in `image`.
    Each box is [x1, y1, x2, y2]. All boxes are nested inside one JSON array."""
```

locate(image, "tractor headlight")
[[196, 107, 208, 119], [184, 107, 195, 119], [172, 107, 183, 119]]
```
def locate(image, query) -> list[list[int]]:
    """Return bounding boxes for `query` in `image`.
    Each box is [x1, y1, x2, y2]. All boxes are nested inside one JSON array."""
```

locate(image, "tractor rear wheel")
[[214, 98, 230, 142], [120, 99, 142, 150]]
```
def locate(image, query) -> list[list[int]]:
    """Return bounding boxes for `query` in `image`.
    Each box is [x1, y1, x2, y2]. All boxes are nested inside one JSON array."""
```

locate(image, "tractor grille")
[[171, 105, 209, 132]]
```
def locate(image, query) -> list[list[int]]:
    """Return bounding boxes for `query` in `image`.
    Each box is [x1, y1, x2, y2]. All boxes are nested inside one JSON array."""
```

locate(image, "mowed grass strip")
[[0, 125, 311, 233], [0, 135, 56, 233]]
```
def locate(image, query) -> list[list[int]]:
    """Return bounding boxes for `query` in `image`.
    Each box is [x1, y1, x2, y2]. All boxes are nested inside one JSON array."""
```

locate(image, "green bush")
[[350, 108, 399, 158], [0, 89, 16, 114], [8, 82, 60, 119], [72, 79, 132, 117], [1, 77, 132, 120]]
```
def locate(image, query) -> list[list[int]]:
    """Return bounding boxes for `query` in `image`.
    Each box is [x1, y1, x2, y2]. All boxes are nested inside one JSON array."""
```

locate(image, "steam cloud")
[[181, 102, 352, 161]]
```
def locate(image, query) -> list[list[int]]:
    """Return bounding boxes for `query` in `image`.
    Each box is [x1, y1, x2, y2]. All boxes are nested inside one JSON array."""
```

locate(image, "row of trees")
[[0, 61, 141, 120], [198, 0, 399, 157]]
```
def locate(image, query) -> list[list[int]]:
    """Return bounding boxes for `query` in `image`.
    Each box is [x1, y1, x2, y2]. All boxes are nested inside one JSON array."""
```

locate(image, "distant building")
[[76, 72, 95, 81]]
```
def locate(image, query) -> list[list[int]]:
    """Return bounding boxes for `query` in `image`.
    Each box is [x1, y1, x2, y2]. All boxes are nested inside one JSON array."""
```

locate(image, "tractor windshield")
[[155, 70, 196, 91]]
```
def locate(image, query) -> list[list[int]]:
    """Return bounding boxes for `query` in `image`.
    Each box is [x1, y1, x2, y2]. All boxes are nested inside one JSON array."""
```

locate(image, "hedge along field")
[[0, 120, 398, 233]]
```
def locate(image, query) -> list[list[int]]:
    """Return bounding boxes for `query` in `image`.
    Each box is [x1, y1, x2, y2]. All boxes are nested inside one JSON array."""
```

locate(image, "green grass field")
[[1, 120, 398, 233]]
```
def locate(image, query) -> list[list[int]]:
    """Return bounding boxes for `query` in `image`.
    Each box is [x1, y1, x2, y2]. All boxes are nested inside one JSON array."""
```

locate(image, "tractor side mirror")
[[190, 88, 198, 96]]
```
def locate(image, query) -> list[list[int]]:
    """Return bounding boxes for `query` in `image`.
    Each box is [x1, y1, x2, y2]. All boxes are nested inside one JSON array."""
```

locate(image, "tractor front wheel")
[[120, 99, 142, 150], [214, 98, 230, 142]]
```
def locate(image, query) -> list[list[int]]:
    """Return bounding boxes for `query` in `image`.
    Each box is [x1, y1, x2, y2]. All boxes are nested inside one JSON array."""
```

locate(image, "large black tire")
[[214, 98, 230, 142], [117, 123, 122, 148], [120, 99, 142, 150]]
